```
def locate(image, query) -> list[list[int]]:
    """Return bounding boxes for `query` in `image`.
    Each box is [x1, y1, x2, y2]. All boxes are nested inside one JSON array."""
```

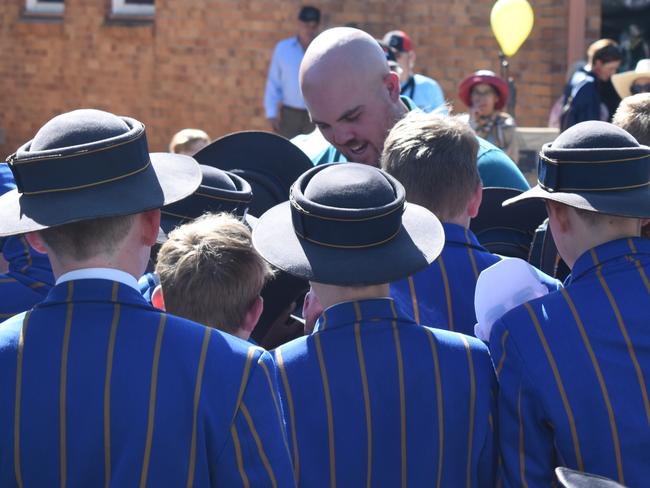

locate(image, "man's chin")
[[340, 149, 380, 167]]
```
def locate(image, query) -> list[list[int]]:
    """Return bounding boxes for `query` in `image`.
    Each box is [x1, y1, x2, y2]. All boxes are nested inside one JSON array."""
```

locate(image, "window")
[[25, 0, 64, 14], [112, 0, 154, 16]]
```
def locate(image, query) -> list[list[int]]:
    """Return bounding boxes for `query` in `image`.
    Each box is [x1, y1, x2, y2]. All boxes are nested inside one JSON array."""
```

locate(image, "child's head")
[[154, 212, 273, 339], [381, 111, 481, 223], [169, 128, 210, 155]]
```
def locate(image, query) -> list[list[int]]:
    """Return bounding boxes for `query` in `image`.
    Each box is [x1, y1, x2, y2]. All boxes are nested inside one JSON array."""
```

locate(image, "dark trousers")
[[279, 105, 315, 139]]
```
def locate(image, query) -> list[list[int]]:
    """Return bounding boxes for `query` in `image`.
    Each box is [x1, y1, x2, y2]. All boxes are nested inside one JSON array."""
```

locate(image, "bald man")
[[299, 27, 530, 190]]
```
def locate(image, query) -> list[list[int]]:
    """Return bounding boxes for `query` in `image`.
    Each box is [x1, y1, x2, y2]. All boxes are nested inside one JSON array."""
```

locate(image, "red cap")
[[382, 30, 413, 53]]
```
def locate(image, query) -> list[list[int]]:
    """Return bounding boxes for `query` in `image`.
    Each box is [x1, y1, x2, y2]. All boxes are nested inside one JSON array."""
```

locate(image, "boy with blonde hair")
[[153, 212, 273, 340]]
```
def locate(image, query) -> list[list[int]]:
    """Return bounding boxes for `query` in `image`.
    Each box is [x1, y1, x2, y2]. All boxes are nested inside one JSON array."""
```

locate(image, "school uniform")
[[0, 236, 54, 320], [490, 237, 650, 487], [0, 270, 295, 487], [274, 298, 497, 487], [391, 223, 560, 335]]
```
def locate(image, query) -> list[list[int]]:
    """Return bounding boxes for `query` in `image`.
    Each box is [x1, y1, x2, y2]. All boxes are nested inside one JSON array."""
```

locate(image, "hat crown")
[[304, 164, 395, 209], [201, 165, 237, 191], [31, 109, 130, 151], [551, 121, 640, 151]]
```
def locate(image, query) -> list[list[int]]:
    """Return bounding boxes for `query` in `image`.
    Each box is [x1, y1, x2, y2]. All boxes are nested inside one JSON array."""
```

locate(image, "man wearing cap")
[[264, 5, 321, 139], [382, 30, 446, 114], [0, 109, 295, 486], [300, 27, 530, 191], [253, 162, 497, 486], [489, 121, 650, 486], [382, 112, 559, 336]]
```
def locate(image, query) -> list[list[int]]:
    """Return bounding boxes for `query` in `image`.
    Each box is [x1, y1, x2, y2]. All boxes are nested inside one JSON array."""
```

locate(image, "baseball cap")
[[382, 30, 413, 53], [298, 6, 321, 23]]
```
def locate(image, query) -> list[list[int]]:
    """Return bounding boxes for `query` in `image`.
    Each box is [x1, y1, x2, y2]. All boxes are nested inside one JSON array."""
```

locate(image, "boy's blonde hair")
[[155, 212, 273, 333], [381, 111, 480, 221], [612, 93, 650, 146], [169, 128, 210, 155]]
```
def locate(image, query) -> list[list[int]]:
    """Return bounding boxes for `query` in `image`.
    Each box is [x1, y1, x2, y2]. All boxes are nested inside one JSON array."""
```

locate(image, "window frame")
[[25, 0, 64, 14], [111, 0, 154, 16]]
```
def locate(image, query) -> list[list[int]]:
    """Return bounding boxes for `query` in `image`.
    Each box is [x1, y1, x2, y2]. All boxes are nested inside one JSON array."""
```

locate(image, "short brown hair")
[[169, 128, 210, 155], [39, 214, 136, 261], [587, 39, 622, 65], [381, 112, 480, 220], [612, 93, 650, 146], [155, 213, 273, 333]]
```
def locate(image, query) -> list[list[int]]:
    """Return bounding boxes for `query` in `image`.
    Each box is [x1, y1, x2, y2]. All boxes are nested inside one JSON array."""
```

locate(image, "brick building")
[[0, 0, 601, 156]]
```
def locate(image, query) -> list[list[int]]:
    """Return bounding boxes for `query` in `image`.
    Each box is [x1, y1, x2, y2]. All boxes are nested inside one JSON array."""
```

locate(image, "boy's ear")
[[25, 232, 48, 254], [151, 284, 166, 311], [242, 295, 264, 336], [467, 183, 483, 219]]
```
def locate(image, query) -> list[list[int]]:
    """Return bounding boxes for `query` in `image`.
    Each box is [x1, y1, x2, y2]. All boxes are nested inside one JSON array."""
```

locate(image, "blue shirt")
[[264, 37, 307, 118], [401, 74, 447, 114], [0, 162, 15, 196], [274, 298, 497, 487], [0, 278, 295, 487], [310, 97, 530, 191], [563, 67, 606, 129], [489, 237, 650, 487], [391, 223, 560, 335]]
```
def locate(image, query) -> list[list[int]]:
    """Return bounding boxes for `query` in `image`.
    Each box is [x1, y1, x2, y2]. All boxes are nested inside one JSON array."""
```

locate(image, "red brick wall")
[[0, 0, 601, 157]]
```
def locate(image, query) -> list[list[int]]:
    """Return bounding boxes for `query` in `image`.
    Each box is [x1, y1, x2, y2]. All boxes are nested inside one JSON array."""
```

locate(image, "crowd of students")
[[0, 26, 649, 488]]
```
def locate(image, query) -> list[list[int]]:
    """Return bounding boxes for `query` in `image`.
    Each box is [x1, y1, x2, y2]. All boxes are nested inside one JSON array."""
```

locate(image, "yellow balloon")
[[490, 0, 534, 57]]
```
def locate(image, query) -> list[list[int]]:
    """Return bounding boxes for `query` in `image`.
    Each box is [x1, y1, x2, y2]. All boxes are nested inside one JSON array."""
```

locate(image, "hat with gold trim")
[[253, 163, 444, 285], [504, 120, 650, 218], [0, 109, 201, 237]]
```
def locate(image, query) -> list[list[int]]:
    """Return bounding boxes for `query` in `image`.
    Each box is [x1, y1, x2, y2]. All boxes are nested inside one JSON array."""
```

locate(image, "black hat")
[[193, 131, 313, 217], [160, 165, 253, 234], [253, 163, 444, 285], [470, 187, 547, 259], [0, 109, 201, 237], [298, 5, 320, 23], [504, 121, 650, 218]]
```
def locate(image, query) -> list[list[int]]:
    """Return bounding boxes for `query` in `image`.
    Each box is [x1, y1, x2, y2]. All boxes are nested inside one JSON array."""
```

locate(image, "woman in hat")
[[458, 70, 519, 162], [611, 58, 650, 99]]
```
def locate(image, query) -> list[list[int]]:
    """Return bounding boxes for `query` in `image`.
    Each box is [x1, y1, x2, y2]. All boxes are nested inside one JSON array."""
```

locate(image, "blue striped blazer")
[[273, 298, 497, 487], [391, 223, 560, 335], [489, 237, 650, 487], [0, 236, 54, 321], [0, 278, 295, 487]]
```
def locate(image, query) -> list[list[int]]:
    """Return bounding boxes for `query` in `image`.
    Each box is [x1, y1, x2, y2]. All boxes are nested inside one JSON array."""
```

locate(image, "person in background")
[[490, 121, 650, 486], [253, 162, 497, 486], [382, 30, 447, 114], [561, 39, 622, 129], [168, 128, 210, 155], [264, 5, 321, 139], [612, 58, 650, 100], [458, 70, 519, 163], [301, 27, 530, 190], [382, 112, 558, 335]]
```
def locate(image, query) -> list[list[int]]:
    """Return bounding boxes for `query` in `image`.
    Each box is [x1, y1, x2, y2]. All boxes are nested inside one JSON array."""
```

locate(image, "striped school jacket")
[[391, 223, 560, 335], [0, 278, 295, 487], [273, 298, 497, 487], [489, 237, 650, 487], [0, 236, 54, 321]]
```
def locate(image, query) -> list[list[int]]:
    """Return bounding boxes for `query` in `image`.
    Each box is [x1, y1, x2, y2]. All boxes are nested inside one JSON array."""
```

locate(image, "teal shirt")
[[310, 97, 529, 191]]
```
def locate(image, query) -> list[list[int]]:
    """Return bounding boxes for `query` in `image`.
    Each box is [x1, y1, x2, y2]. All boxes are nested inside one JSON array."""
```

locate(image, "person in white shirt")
[[264, 6, 321, 138]]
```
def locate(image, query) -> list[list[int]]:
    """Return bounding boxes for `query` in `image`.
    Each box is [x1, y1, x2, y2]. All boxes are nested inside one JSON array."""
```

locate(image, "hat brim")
[[458, 75, 509, 110], [503, 184, 650, 219], [611, 70, 650, 99], [0, 152, 201, 237], [253, 201, 444, 285]]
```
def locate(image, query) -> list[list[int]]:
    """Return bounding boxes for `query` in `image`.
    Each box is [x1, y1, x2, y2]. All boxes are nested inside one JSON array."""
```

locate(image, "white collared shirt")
[[56, 268, 140, 292], [264, 36, 307, 118]]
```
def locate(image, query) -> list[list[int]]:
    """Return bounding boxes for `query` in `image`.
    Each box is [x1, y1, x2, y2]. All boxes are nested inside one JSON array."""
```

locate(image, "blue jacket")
[[310, 98, 529, 191], [489, 237, 650, 487], [563, 67, 603, 129], [274, 298, 497, 487], [0, 236, 54, 320], [0, 278, 295, 487], [391, 223, 561, 336]]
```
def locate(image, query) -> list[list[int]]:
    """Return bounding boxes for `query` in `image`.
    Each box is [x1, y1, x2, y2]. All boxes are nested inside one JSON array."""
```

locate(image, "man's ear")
[[383, 71, 402, 101], [25, 232, 48, 254], [151, 284, 166, 311], [242, 295, 264, 336], [141, 209, 161, 247], [467, 183, 483, 219]]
